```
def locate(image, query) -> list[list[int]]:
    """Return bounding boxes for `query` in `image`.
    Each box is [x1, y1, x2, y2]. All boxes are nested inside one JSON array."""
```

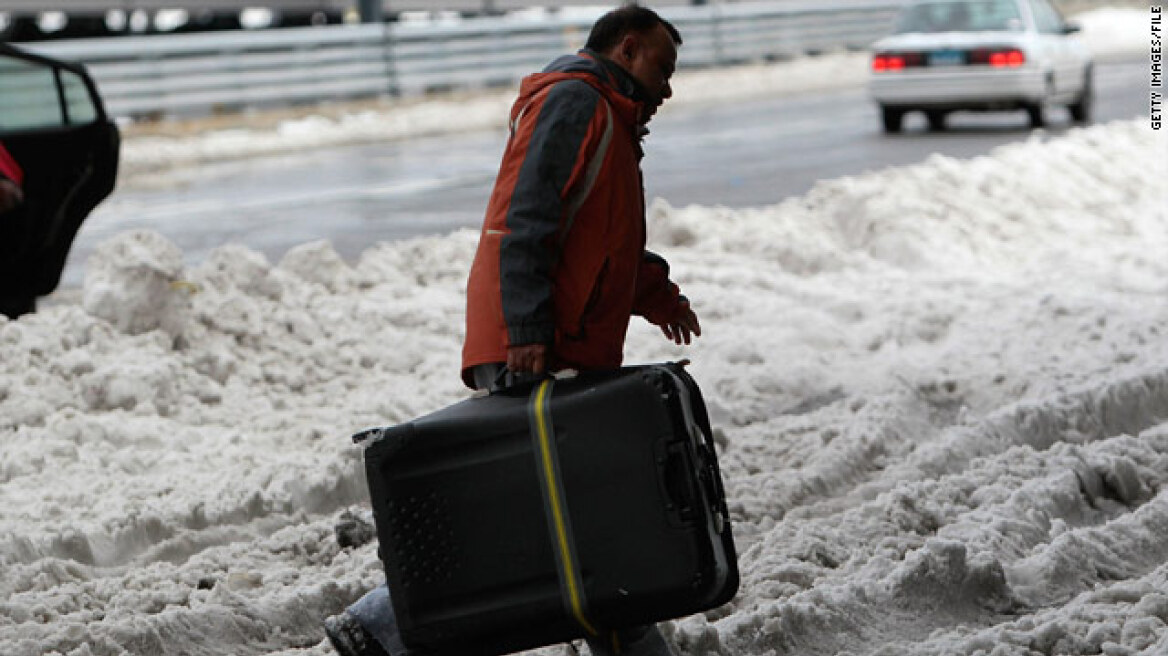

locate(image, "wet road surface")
[[62, 57, 1148, 286]]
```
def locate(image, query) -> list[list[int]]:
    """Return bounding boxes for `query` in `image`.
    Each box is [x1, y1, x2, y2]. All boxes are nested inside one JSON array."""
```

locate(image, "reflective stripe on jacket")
[[461, 51, 682, 386]]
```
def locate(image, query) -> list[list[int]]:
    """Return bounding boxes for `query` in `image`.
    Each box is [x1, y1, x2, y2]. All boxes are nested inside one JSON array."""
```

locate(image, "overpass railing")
[[24, 0, 903, 120]]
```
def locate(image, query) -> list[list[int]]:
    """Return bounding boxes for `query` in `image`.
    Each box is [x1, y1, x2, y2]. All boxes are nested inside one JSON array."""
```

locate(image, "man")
[[0, 142, 23, 213], [327, 5, 690, 656], [461, 3, 698, 391]]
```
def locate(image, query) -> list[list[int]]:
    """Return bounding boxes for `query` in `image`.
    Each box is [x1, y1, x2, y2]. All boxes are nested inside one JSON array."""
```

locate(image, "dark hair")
[[585, 3, 682, 53]]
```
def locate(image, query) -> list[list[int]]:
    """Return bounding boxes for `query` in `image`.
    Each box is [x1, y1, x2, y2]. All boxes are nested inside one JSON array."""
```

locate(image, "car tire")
[[881, 107, 904, 134], [1025, 103, 1046, 129], [926, 110, 947, 132], [1069, 67, 1094, 124]]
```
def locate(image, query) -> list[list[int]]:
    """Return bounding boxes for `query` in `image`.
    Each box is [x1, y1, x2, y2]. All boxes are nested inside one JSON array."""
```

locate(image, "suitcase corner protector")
[[352, 426, 387, 446]]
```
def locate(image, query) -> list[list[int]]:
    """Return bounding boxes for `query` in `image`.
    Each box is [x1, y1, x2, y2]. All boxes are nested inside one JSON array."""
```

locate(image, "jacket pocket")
[[566, 256, 608, 340]]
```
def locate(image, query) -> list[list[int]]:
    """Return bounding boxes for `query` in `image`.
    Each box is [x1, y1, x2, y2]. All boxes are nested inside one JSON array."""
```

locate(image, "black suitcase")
[[356, 363, 738, 655]]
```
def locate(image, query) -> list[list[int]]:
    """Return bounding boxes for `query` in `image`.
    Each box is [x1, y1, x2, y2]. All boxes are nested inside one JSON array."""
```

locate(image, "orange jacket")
[[0, 142, 22, 187], [461, 51, 685, 387]]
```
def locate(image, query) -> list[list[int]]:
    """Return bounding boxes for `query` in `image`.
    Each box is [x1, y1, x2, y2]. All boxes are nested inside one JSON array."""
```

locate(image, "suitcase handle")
[[486, 365, 553, 393], [657, 440, 702, 527], [656, 365, 733, 537]]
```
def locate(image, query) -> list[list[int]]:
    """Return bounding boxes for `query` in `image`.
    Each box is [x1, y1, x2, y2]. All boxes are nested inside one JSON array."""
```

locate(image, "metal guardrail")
[[24, 0, 903, 120], [0, 1, 731, 16], [1, 1, 346, 12]]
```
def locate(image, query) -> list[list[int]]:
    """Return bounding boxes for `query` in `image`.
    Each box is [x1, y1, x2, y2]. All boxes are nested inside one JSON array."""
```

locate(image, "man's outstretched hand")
[[661, 300, 701, 345], [507, 343, 549, 375], [507, 301, 699, 373]]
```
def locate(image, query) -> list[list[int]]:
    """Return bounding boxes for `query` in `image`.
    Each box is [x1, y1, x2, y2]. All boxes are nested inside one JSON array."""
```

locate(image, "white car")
[[868, 0, 1094, 132]]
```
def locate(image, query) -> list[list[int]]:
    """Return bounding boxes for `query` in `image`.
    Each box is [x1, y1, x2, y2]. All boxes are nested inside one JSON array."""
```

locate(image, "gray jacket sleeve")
[[499, 79, 601, 346]]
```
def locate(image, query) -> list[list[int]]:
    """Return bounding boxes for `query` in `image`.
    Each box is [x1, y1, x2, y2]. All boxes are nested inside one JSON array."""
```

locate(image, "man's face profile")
[[617, 23, 678, 125]]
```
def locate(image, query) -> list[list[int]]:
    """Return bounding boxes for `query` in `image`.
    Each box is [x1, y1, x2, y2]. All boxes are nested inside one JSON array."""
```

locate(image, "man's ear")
[[617, 33, 639, 64]]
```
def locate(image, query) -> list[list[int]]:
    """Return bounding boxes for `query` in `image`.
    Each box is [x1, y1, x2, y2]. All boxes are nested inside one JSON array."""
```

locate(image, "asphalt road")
[[63, 56, 1149, 286]]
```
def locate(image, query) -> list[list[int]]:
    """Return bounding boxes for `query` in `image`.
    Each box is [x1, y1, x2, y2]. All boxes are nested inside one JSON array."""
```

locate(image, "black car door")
[[0, 42, 119, 316]]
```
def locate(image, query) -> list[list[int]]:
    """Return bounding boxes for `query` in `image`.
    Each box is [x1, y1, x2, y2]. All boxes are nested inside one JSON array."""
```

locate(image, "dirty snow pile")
[[2, 117, 1167, 656]]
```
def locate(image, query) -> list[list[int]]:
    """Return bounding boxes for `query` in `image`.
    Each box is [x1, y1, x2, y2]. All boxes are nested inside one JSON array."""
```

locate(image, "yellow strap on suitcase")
[[531, 378, 623, 653], [530, 379, 600, 637]]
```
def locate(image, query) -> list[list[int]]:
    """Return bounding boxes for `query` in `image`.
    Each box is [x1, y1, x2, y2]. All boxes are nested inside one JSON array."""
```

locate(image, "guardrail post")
[[711, 0, 724, 67], [358, 0, 384, 23], [381, 22, 399, 98]]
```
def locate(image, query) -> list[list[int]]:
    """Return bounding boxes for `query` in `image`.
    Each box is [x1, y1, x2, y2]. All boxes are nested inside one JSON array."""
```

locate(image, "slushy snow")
[[2, 117, 1165, 655], [2, 7, 1165, 656]]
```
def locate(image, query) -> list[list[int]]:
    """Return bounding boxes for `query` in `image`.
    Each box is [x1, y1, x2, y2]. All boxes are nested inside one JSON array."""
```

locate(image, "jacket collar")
[[517, 50, 648, 146], [574, 50, 652, 143], [579, 48, 652, 106]]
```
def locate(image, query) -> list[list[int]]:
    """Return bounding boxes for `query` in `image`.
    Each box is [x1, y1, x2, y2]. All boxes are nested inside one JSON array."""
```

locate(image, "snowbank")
[[1, 119, 1165, 655]]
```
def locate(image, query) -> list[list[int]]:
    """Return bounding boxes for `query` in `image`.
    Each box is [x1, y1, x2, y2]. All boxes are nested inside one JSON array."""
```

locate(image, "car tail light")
[[969, 48, 1026, 67], [993, 50, 1026, 67], [872, 52, 926, 72], [872, 54, 903, 71]]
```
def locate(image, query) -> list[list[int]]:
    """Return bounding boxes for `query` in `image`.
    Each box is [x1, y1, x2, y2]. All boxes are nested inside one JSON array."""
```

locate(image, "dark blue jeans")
[[347, 584, 675, 656], [346, 585, 409, 655]]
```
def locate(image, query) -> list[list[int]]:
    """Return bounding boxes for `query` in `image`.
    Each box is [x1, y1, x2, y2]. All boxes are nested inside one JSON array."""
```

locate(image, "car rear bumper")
[[869, 66, 1046, 108]]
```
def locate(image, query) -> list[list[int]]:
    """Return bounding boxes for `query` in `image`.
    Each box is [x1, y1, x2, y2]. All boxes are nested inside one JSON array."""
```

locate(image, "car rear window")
[[0, 55, 98, 131], [894, 0, 1024, 33]]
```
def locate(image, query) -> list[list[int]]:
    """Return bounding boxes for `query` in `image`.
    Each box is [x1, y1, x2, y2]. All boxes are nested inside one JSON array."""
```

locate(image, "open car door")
[[0, 42, 119, 318]]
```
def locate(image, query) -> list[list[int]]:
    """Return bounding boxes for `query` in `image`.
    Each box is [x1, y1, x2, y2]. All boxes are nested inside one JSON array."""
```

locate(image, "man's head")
[[586, 4, 681, 124]]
